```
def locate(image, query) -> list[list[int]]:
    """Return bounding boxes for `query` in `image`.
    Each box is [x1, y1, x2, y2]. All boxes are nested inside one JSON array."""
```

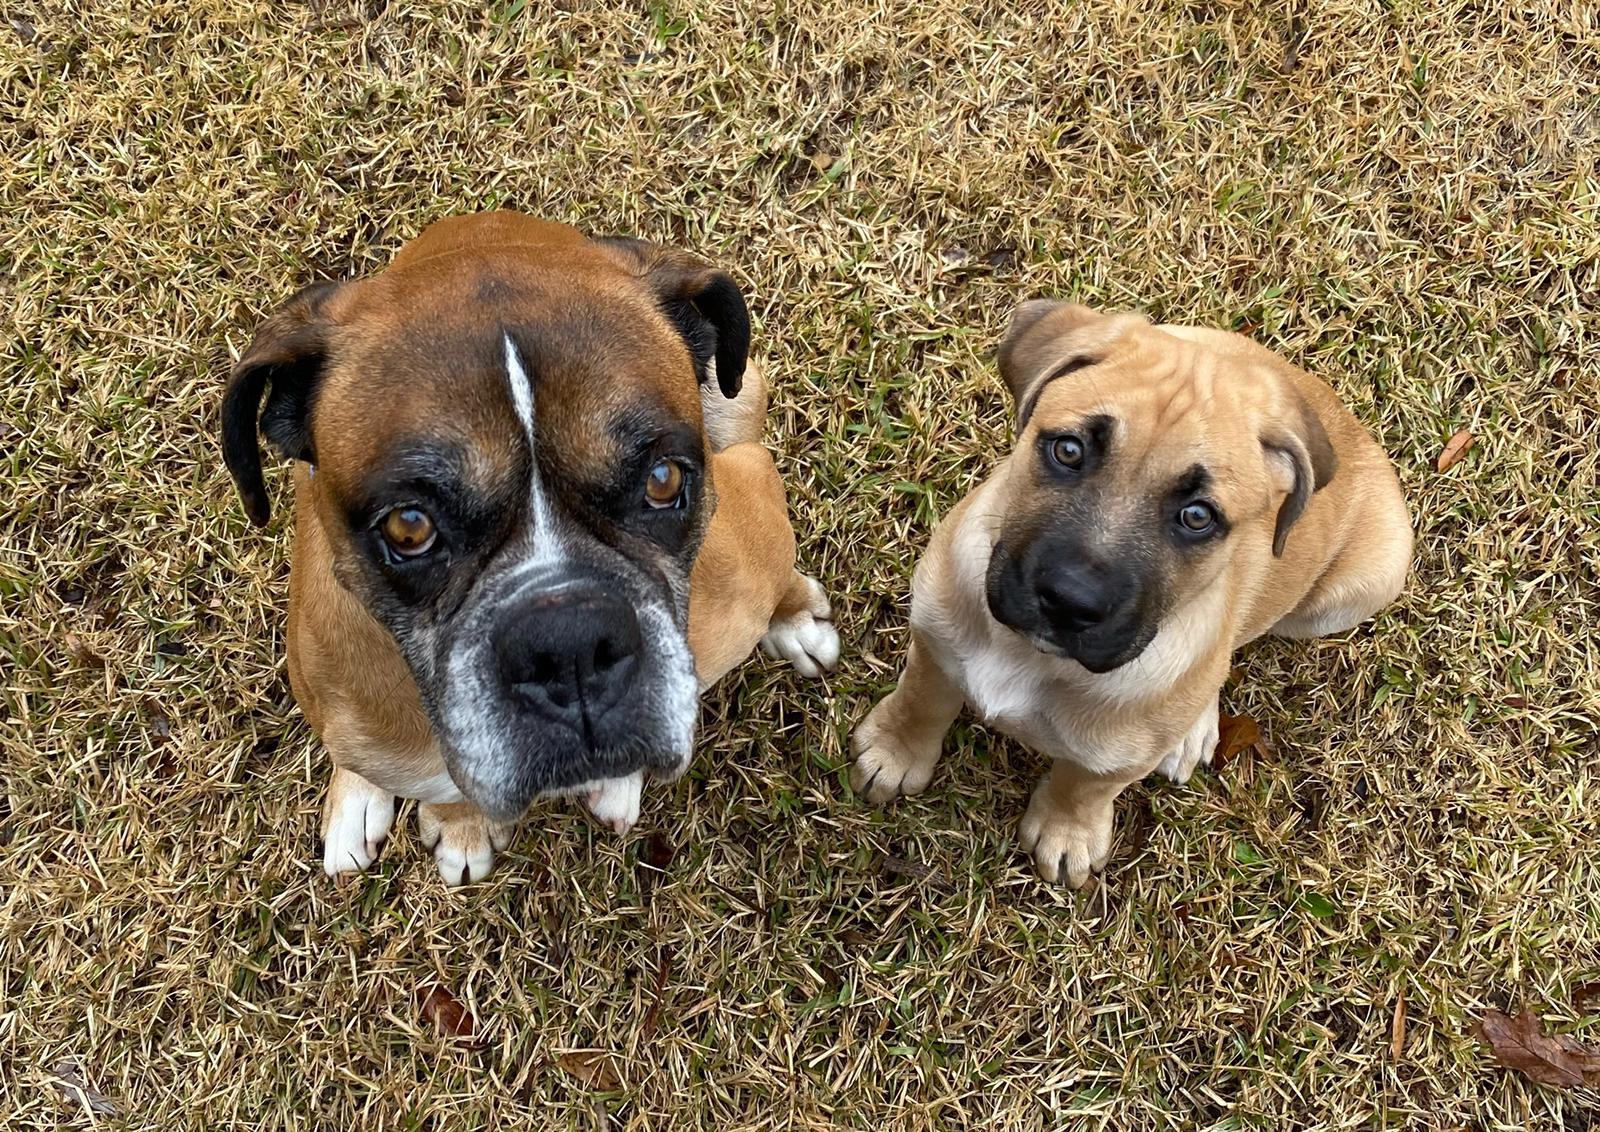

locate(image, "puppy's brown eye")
[[644, 459, 685, 509], [1049, 436, 1085, 470], [1178, 502, 1215, 532], [381, 507, 437, 556]]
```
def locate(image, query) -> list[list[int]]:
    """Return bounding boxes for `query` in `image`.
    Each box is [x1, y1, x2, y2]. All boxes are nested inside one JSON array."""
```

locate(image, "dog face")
[[221, 215, 751, 820], [985, 302, 1336, 673]]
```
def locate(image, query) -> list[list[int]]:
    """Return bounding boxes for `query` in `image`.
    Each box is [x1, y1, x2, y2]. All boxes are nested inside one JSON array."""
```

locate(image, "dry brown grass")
[[3, 1, 1598, 1127]]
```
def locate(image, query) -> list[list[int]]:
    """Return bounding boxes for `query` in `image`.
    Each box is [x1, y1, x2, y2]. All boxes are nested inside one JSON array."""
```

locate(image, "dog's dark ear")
[[1261, 389, 1338, 557], [595, 237, 749, 398], [221, 281, 347, 526], [997, 300, 1103, 426]]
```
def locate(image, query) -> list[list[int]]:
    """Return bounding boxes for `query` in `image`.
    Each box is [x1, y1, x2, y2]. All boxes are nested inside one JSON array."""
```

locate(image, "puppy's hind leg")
[[322, 766, 396, 879], [850, 633, 964, 803], [1274, 494, 1411, 639], [1155, 697, 1220, 784], [759, 571, 841, 678]]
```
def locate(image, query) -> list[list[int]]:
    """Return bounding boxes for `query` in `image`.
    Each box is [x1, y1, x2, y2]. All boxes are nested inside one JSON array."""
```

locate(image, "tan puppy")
[[851, 302, 1411, 886], [222, 213, 838, 885]]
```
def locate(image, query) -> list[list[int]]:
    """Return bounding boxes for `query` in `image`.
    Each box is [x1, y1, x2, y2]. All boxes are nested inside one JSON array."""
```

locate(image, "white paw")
[[419, 804, 515, 887], [1155, 698, 1220, 784], [585, 771, 644, 835], [1018, 785, 1115, 888], [849, 706, 939, 804], [760, 576, 840, 678], [322, 778, 395, 879]]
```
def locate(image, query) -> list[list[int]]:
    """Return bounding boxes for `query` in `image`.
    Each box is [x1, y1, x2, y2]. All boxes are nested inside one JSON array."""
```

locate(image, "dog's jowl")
[[852, 302, 1412, 886], [222, 212, 838, 885]]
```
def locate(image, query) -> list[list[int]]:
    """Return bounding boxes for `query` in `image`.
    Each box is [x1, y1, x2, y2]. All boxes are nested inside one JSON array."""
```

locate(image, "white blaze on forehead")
[[503, 333, 559, 541], [504, 332, 536, 444]]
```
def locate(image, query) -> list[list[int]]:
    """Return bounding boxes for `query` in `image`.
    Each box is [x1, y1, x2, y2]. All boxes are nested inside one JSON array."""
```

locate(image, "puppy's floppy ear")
[[997, 300, 1103, 426], [594, 237, 749, 398], [1260, 387, 1338, 557], [220, 280, 347, 526]]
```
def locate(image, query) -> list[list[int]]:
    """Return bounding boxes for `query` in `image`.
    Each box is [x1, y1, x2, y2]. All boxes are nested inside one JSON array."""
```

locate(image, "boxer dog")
[[851, 302, 1411, 886], [222, 213, 838, 885]]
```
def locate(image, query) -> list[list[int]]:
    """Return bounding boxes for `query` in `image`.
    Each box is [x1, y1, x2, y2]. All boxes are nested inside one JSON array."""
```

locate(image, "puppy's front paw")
[[585, 771, 643, 835], [1155, 698, 1220, 784], [418, 802, 515, 887], [1018, 783, 1115, 888], [760, 574, 840, 678], [849, 703, 939, 804], [321, 770, 395, 880]]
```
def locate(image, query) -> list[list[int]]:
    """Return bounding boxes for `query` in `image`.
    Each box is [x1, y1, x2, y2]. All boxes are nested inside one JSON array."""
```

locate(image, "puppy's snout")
[[1035, 561, 1126, 633], [495, 590, 642, 733]]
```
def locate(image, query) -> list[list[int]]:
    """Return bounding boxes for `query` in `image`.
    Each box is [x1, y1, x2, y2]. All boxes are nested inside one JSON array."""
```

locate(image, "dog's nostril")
[[530, 653, 562, 687], [1038, 572, 1116, 629], [593, 636, 622, 673]]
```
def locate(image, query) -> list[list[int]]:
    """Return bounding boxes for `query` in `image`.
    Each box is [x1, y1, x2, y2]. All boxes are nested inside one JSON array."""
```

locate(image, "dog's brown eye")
[[381, 507, 437, 556], [1179, 503, 1215, 532], [1049, 436, 1085, 470], [644, 459, 685, 508]]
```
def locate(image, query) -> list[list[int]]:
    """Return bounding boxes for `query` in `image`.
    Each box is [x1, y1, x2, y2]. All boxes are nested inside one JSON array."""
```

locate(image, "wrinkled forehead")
[[1027, 329, 1259, 496], [311, 268, 704, 497]]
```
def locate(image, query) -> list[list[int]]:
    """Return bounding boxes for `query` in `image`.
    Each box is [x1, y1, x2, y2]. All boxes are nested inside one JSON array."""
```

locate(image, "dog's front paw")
[[760, 574, 840, 678], [418, 802, 515, 887], [321, 770, 395, 879], [1018, 783, 1115, 888], [849, 704, 940, 804], [1155, 698, 1220, 784], [585, 771, 643, 835]]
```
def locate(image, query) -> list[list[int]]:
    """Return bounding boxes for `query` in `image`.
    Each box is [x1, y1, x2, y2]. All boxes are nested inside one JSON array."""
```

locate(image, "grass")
[[2, 0, 1598, 1127]]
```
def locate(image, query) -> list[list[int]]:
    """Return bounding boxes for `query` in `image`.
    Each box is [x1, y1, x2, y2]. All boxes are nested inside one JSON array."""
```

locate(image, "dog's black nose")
[[1035, 562, 1125, 633], [495, 590, 642, 736]]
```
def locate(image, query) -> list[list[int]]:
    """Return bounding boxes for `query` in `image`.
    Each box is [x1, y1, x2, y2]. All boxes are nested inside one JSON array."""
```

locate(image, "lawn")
[[2, 1, 1597, 1128]]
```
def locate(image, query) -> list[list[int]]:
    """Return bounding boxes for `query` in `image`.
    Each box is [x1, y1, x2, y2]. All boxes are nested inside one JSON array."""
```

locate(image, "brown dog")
[[851, 302, 1411, 886], [223, 213, 838, 885]]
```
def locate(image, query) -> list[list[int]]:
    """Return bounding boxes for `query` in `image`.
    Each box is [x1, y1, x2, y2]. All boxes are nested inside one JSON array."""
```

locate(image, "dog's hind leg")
[[1273, 488, 1411, 639], [1154, 697, 1220, 784], [759, 571, 841, 678], [850, 632, 964, 803]]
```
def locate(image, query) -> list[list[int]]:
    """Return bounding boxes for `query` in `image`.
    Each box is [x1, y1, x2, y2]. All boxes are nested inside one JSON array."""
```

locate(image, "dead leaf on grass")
[[640, 831, 675, 871], [50, 1061, 119, 1115], [1212, 713, 1262, 770], [1436, 429, 1475, 472], [416, 983, 477, 1042], [1475, 1007, 1600, 1088], [1390, 989, 1407, 1060], [558, 1051, 622, 1091]]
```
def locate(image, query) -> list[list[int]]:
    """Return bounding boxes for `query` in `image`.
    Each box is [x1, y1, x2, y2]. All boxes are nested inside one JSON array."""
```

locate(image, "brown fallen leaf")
[[1212, 713, 1262, 771], [50, 1061, 119, 1115], [416, 984, 477, 1042], [1391, 989, 1407, 1060], [1436, 429, 1475, 472], [640, 831, 675, 871], [558, 1051, 622, 1091], [65, 633, 105, 669], [1475, 1007, 1600, 1088]]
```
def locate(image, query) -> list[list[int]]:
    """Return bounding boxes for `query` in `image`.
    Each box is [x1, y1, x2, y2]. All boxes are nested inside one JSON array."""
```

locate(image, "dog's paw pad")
[[1018, 793, 1114, 889], [849, 718, 938, 804], [760, 574, 839, 678], [760, 612, 840, 678], [585, 771, 643, 835], [419, 805, 515, 887], [322, 781, 395, 879]]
